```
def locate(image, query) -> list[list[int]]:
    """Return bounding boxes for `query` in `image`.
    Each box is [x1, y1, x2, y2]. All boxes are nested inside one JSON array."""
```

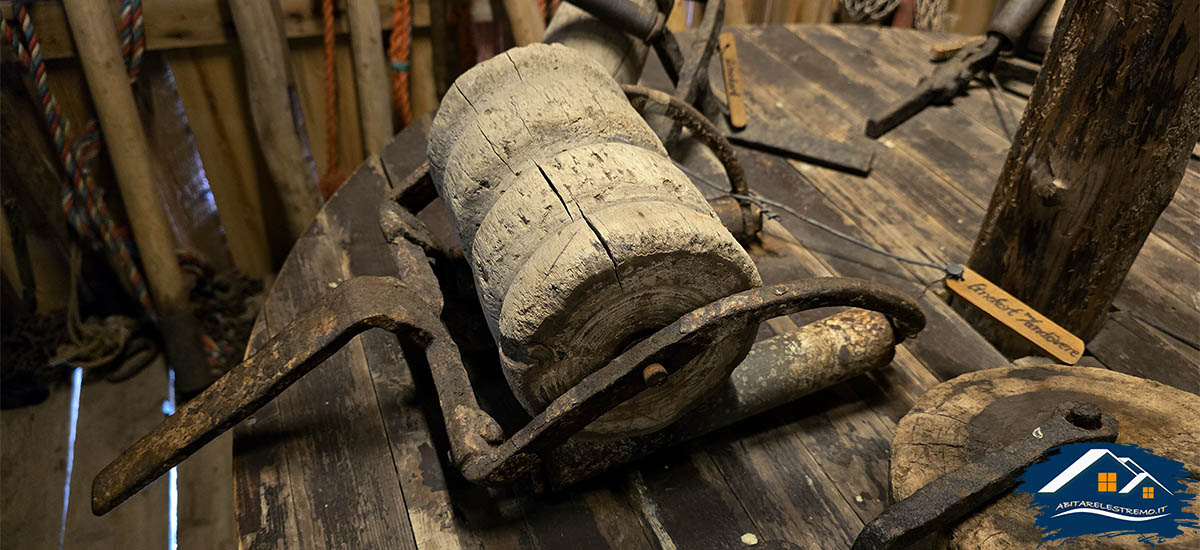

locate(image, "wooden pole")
[[228, 0, 321, 239], [346, 0, 394, 153], [60, 0, 212, 393], [503, 0, 546, 45], [958, 0, 1200, 355]]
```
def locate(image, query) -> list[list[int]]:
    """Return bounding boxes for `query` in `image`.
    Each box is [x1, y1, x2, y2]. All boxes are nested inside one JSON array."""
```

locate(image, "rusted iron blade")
[[851, 401, 1118, 550], [727, 123, 875, 176], [90, 276, 492, 516]]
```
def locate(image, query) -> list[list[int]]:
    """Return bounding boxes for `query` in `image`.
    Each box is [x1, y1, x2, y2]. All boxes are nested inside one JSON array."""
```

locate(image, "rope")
[[840, 0, 900, 23], [318, 0, 347, 200], [117, 0, 145, 81], [914, 0, 949, 31], [51, 245, 138, 370], [2, 11, 153, 314], [389, 0, 413, 127]]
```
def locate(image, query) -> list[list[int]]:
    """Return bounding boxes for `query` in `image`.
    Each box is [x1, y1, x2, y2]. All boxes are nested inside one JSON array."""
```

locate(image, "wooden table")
[[233, 25, 1200, 550]]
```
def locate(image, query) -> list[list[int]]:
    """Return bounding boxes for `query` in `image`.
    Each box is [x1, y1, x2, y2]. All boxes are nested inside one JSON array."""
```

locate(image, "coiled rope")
[[2, 6, 152, 314], [389, 0, 413, 127], [4, 2, 156, 375]]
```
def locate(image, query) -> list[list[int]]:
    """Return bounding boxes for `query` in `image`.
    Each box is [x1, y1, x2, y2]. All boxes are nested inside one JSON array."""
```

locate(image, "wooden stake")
[[502, 0, 546, 45], [228, 0, 320, 239], [347, 0, 394, 153], [61, 0, 211, 393], [959, 0, 1200, 355]]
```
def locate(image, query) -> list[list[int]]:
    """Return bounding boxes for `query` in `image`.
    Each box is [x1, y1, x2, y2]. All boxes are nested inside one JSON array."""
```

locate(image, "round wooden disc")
[[891, 365, 1200, 549]]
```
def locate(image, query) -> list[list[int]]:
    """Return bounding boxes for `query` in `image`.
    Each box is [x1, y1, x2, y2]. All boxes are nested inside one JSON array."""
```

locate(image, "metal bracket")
[[851, 401, 1119, 550], [91, 272, 924, 513]]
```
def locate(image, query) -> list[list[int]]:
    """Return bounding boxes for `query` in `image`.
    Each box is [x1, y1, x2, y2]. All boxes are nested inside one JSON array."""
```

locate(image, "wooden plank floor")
[[231, 25, 1199, 550]]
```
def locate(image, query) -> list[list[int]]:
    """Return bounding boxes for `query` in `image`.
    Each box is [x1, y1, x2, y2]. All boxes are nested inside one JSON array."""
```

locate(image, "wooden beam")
[[0, 0, 431, 61], [502, 0, 546, 45], [168, 48, 275, 278], [347, 0, 394, 154], [228, 0, 321, 240], [959, 0, 1200, 354], [62, 0, 212, 393]]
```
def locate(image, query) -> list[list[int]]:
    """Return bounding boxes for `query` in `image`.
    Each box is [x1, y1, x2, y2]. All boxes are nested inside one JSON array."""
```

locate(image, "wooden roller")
[[543, 0, 656, 84], [428, 44, 761, 437]]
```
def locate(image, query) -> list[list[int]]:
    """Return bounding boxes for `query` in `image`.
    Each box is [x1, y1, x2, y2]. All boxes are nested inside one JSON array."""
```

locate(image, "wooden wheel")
[[891, 365, 1200, 549]]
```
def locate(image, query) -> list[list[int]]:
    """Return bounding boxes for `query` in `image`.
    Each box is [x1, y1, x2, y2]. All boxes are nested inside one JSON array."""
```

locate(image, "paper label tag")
[[946, 265, 1084, 364], [719, 33, 747, 129]]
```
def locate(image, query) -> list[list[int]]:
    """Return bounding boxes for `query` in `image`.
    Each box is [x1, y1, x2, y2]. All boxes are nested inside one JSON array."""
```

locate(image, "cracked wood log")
[[958, 0, 1200, 355], [429, 44, 760, 437]]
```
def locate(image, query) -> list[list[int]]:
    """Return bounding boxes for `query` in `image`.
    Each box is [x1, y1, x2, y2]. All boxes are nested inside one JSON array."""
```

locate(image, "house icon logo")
[[1016, 443, 1198, 544]]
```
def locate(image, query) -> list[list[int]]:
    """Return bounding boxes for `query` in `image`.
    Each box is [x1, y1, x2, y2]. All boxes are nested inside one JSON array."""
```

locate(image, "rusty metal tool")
[[574, 2, 876, 175], [865, 0, 1052, 138], [726, 120, 875, 176], [571, 0, 723, 117], [851, 401, 1119, 550], [90, 276, 500, 515], [92, 273, 923, 514]]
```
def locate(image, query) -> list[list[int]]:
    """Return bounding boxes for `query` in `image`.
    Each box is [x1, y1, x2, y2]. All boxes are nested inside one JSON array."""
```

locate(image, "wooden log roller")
[[429, 43, 762, 437], [88, 38, 928, 515]]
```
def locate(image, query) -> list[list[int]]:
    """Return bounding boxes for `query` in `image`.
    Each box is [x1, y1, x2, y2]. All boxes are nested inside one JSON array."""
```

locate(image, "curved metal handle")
[[90, 276, 485, 515], [461, 277, 925, 485]]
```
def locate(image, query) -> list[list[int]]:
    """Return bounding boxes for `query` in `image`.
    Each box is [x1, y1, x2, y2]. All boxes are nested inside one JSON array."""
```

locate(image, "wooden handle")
[[228, 0, 320, 238], [347, 0, 394, 153]]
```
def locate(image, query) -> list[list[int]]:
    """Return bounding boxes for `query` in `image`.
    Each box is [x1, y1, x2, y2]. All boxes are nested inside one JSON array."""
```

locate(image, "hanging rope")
[[117, 0, 145, 81], [318, 0, 347, 200], [389, 0, 413, 127], [2, 11, 153, 314]]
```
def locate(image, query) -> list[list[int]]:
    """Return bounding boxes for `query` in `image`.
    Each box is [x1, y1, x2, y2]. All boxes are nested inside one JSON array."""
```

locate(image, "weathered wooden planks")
[[230, 24, 1199, 550], [0, 0, 433, 61]]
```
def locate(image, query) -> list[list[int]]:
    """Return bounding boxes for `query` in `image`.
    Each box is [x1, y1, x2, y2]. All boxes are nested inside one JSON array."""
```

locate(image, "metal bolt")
[[642, 363, 668, 386], [1065, 401, 1102, 430]]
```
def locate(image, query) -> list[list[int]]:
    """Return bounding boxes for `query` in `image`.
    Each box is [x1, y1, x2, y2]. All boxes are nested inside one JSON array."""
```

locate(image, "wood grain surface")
[[233, 26, 1200, 549]]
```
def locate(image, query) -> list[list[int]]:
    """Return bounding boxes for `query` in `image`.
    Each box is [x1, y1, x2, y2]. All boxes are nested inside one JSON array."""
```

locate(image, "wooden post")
[[61, 0, 212, 393], [958, 0, 1200, 355], [502, 0, 546, 45], [228, 0, 321, 239], [346, 0, 394, 153]]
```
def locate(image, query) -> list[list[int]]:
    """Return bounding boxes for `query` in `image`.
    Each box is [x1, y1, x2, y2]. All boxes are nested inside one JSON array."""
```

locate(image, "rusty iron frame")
[[92, 269, 924, 514]]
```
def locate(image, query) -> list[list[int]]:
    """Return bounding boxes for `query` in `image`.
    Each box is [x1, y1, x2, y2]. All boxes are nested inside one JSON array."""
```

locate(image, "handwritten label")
[[946, 265, 1084, 364], [719, 33, 747, 129]]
